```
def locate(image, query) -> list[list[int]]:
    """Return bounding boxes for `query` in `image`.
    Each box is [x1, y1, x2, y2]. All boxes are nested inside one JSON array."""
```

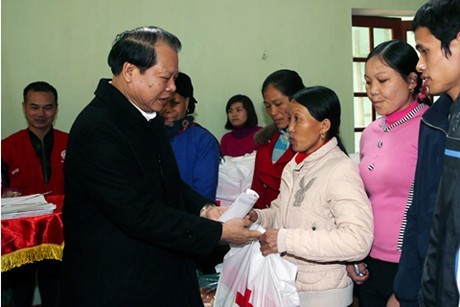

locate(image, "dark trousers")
[[357, 257, 399, 307], [2, 260, 61, 307]]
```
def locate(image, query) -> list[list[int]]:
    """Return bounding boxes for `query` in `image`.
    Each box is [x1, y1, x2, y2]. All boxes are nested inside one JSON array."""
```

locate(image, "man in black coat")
[[412, 1, 460, 306], [60, 26, 260, 306]]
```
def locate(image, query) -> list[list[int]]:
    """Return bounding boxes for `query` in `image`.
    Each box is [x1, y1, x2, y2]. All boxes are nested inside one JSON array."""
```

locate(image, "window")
[[352, 16, 413, 153]]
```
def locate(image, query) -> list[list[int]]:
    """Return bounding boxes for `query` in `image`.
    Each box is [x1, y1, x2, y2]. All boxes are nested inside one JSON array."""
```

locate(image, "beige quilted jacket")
[[256, 138, 374, 295]]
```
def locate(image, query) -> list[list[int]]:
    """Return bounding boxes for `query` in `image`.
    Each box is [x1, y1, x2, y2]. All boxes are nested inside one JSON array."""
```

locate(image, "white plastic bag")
[[214, 225, 299, 307], [216, 153, 256, 207]]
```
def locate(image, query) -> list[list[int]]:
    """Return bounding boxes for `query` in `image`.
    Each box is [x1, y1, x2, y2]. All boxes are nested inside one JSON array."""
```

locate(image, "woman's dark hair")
[[290, 86, 348, 155], [108, 26, 181, 75], [366, 40, 431, 105], [224, 94, 258, 129], [412, 0, 460, 57], [261, 69, 305, 98]]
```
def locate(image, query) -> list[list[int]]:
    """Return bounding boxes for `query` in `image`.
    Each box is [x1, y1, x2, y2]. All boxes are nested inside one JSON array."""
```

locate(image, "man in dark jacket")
[[60, 26, 260, 306], [394, 1, 460, 306], [393, 95, 450, 306]]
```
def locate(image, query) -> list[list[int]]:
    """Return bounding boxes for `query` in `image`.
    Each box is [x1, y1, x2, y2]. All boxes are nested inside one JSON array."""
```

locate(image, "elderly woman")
[[161, 72, 220, 201]]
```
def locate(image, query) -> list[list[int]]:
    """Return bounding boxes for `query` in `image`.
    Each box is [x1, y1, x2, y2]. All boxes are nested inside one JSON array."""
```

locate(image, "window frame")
[[352, 16, 412, 153]]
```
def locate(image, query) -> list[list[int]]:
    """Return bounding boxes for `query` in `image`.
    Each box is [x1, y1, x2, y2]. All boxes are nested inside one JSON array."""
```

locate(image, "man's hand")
[[206, 206, 227, 221], [221, 218, 260, 245], [2, 190, 21, 198]]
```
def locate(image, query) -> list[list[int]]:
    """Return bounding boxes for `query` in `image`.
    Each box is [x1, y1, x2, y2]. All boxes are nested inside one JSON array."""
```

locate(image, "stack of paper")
[[218, 189, 259, 223], [1, 194, 56, 220]]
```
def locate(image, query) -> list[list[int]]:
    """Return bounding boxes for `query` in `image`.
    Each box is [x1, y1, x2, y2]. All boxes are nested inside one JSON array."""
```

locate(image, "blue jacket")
[[393, 94, 451, 307], [420, 93, 460, 307], [169, 122, 220, 201]]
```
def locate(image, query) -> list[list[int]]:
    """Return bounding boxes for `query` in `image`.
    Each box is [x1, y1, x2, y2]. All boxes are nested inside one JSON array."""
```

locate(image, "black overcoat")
[[60, 79, 222, 306]]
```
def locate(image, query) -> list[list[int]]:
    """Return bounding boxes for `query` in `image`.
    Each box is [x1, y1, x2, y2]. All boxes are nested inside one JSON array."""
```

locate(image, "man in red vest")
[[2, 81, 68, 306]]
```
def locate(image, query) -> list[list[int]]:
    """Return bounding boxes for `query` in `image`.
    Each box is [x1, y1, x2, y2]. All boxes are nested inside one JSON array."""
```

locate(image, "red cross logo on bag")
[[236, 288, 253, 307]]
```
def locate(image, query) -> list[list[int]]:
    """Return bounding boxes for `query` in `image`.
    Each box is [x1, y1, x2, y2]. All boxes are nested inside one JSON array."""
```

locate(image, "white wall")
[[1, 0, 425, 153]]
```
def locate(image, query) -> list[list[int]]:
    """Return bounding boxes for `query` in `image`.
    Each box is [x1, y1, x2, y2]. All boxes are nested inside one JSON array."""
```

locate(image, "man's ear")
[[121, 62, 137, 83], [453, 31, 460, 51], [445, 32, 460, 58]]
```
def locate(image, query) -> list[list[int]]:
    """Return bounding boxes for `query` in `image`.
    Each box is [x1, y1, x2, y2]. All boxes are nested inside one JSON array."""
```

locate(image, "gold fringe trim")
[[1, 243, 64, 272]]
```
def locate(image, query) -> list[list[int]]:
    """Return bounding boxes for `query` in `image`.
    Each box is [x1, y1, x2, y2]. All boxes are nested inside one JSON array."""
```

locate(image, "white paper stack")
[[218, 188, 259, 223], [1, 194, 56, 220]]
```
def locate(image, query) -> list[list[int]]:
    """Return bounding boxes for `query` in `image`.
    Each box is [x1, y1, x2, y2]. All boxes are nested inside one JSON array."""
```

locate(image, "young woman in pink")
[[220, 94, 262, 157], [347, 40, 431, 307]]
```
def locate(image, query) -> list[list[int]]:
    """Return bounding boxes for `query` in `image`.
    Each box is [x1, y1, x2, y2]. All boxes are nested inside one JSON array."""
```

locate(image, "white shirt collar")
[[129, 102, 157, 121]]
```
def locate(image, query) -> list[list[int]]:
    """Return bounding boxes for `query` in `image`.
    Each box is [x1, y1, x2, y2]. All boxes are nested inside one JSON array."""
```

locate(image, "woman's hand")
[[259, 229, 279, 256], [386, 293, 400, 307], [247, 209, 258, 222], [346, 262, 369, 285]]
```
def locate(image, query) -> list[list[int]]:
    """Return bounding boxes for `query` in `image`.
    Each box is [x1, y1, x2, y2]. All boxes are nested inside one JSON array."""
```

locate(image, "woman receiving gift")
[[249, 86, 374, 307]]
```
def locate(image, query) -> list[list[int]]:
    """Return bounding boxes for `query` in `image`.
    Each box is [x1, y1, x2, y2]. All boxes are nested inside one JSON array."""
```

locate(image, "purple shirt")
[[221, 126, 262, 157]]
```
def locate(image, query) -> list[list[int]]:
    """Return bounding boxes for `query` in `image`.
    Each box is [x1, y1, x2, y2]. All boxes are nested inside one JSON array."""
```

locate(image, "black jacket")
[[61, 79, 222, 306], [394, 94, 451, 307], [420, 94, 460, 307]]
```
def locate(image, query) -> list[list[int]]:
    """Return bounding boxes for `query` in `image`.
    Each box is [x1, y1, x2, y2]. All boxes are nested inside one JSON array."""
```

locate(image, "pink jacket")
[[360, 103, 428, 263]]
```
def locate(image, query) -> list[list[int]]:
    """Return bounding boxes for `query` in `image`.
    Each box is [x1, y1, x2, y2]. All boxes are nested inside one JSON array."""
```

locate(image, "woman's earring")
[[320, 133, 325, 140], [410, 87, 415, 94]]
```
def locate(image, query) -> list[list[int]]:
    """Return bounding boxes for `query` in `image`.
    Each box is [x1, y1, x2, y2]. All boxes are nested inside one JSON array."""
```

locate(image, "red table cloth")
[[1, 195, 64, 272]]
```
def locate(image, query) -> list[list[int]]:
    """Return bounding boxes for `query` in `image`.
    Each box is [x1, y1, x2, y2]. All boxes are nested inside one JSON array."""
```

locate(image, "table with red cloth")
[[1, 195, 64, 272]]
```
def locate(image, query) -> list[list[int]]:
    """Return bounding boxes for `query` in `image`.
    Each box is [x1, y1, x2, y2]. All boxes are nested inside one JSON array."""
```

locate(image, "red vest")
[[2, 129, 68, 196], [251, 131, 295, 209]]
